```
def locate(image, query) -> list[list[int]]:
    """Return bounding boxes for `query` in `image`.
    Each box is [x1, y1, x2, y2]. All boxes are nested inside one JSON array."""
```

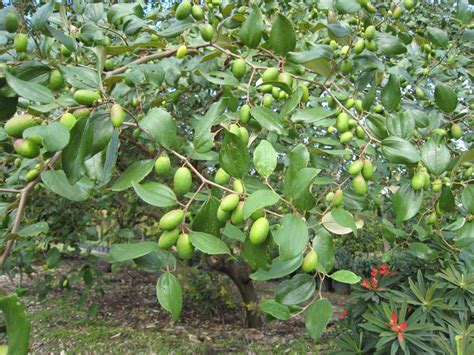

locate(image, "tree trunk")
[[207, 256, 263, 328]]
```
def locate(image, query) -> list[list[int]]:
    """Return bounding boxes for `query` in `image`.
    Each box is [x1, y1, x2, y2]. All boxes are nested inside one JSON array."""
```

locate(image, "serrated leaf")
[[376, 33, 407, 55], [427, 27, 448, 48], [382, 137, 421, 164], [421, 140, 450, 176], [59, 65, 100, 90], [250, 256, 303, 281], [110, 242, 159, 262], [276, 274, 316, 305], [260, 299, 290, 320], [41, 170, 93, 202], [250, 106, 285, 135]]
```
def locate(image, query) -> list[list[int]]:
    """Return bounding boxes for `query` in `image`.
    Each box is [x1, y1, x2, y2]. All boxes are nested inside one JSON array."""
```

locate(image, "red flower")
[[370, 276, 378, 288], [370, 267, 379, 277], [390, 311, 398, 325], [388, 312, 407, 342], [361, 279, 371, 290], [379, 263, 390, 276], [399, 321, 407, 332], [339, 308, 348, 320], [398, 332, 405, 342]]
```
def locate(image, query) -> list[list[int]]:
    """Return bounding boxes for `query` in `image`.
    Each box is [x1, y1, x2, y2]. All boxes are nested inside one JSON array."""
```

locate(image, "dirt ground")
[[0, 260, 349, 353]]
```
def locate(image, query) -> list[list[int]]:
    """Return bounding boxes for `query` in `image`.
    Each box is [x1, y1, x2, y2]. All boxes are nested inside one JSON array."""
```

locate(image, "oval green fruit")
[[451, 123, 462, 139], [200, 24, 214, 42], [262, 68, 279, 82], [104, 59, 115, 71], [345, 98, 355, 109], [220, 193, 240, 212], [73, 90, 101, 106], [300, 85, 309, 103], [250, 208, 264, 220], [174, 167, 192, 195], [217, 206, 231, 222], [272, 86, 281, 100], [333, 189, 344, 207], [5, 12, 19, 33], [263, 94, 273, 108], [353, 174, 367, 195], [215, 168, 230, 185], [427, 212, 437, 224], [365, 25, 376, 41], [49, 70, 64, 91], [14, 33, 28, 53], [229, 123, 241, 137], [362, 160, 374, 179], [355, 126, 365, 139], [191, 4, 204, 20], [432, 178, 442, 193], [340, 60, 352, 74], [25, 168, 39, 181], [411, 172, 425, 190], [176, 45, 187, 59], [5, 114, 40, 138], [340, 131, 354, 144], [231, 201, 245, 225], [464, 167, 472, 178], [176, 0, 192, 20], [348, 160, 364, 175], [240, 104, 250, 124], [159, 210, 184, 231], [155, 155, 171, 177], [354, 39, 365, 54], [232, 59, 247, 80], [336, 112, 349, 133], [301, 250, 318, 273], [61, 45, 72, 57], [233, 179, 245, 193], [403, 0, 416, 10], [110, 103, 125, 127], [59, 113, 76, 130], [73, 108, 90, 120], [239, 127, 249, 146], [392, 6, 403, 19], [249, 217, 270, 245], [177, 233, 194, 260], [14, 139, 40, 159], [158, 228, 180, 249], [278, 72, 293, 88]]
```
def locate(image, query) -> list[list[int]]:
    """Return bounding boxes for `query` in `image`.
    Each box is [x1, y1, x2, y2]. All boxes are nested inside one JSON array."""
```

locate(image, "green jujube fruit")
[[451, 124, 462, 139], [231, 201, 245, 225], [301, 250, 318, 273], [333, 190, 344, 207], [59, 113, 77, 130], [174, 167, 192, 195], [240, 104, 250, 124], [233, 179, 245, 193], [5, 114, 40, 138], [232, 59, 247, 80], [432, 178, 442, 192], [158, 228, 180, 249], [262, 68, 279, 82], [155, 155, 171, 177], [25, 168, 39, 181], [336, 113, 349, 133], [177, 233, 194, 260], [191, 5, 204, 20], [239, 127, 249, 146], [14, 33, 28, 53], [49, 70, 64, 91], [159, 210, 184, 231], [353, 174, 367, 195], [73, 108, 90, 120], [176, 0, 192, 20], [14, 139, 40, 159], [220, 194, 240, 212], [217, 206, 231, 222], [200, 24, 214, 42], [249, 217, 270, 245], [365, 25, 376, 40], [348, 160, 364, 175], [340, 131, 353, 144], [354, 39, 365, 54], [215, 168, 230, 185], [111, 104, 125, 127], [362, 160, 374, 179], [411, 172, 426, 190], [5, 12, 19, 33], [73, 90, 101, 106]]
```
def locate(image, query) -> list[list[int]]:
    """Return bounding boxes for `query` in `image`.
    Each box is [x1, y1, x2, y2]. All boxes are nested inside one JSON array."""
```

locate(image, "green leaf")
[[23, 123, 70, 152], [280, 86, 303, 117], [223, 223, 246, 242], [156, 18, 193, 38], [239, 6, 263, 48], [201, 71, 240, 87], [290, 106, 333, 125], [392, 184, 423, 222], [287, 45, 333, 63], [98, 130, 119, 186], [110, 242, 159, 262], [250, 106, 285, 135], [219, 131, 250, 179], [31, 0, 53, 31], [275, 274, 316, 305], [331, 208, 357, 236], [285, 168, 320, 211], [4, 70, 54, 103], [139, 108, 177, 150], [335, 0, 361, 13], [243, 189, 280, 219], [46, 25, 77, 52], [421, 140, 451, 176], [408, 242, 438, 261], [434, 83, 458, 113], [305, 299, 333, 342], [386, 112, 415, 139], [59, 65, 100, 90], [461, 185, 474, 214], [451, 149, 474, 174], [427, 27, 448, 48], [156, 272, 182, 321], [0, 294, 30, 355], [192, 197, 222, 238], [439, 187, 455, 213], [382, 137, 421, 164], [41, 170, 93, 202], [381, 74, 401, 111], [284, 144, 309, 196], [330, 270, 361, 284], [260, 300, 290, 320], [273, 214, 309, 260], [132, 181, 177, 208], [253, 140, 277, 177], [134, 249, 176, 273], [376, 33, 407, 55], [250, 255, 303, 281], [62, 116, 93, 184], [111, 160, 154, 191], [269, 14, 296, 56], [189, 232, 230, 255], [312, 229, 335, 273], [18, 222, 49, 238]]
